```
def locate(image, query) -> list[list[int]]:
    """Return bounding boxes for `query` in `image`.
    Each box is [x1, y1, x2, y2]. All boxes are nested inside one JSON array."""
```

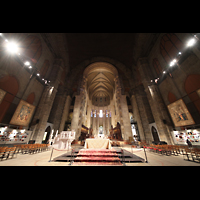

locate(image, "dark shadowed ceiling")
[[41, 33, 160, 72], [65, 33, 138, 69]]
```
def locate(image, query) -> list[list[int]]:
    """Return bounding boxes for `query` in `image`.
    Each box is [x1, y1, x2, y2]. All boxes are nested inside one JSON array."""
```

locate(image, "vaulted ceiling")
[[42, 33, 160, 96], [84, 62, 116, 101], [87, 71, 115, 99]]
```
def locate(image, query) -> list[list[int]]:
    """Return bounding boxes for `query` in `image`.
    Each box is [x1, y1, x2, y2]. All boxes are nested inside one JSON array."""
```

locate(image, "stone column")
[[103, 110, 106, 135], [86, 99, 92, 128], [71, 95, 82, 140], [92, 109, 96, 134], [114, 76, 132, 140], [138, 57, 174, 144], [58, 94, 72, 133], [32, 59, 64, 143], [71, 76, 87, 140], [96, 110, 99, 134], [147, 84, 174, 144], [110, 99, 115, 127], [130, 86, 153, 143], [120, 95, 132, 140], [49, 85, 66, 133]]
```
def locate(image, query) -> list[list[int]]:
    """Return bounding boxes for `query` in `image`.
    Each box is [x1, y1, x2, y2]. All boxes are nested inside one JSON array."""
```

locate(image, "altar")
[[84, 138, 111, 149]]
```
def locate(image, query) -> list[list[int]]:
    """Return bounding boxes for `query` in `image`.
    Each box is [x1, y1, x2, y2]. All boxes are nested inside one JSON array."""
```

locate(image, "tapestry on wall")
[[0, 89, 6, 104], [167, 99, 195, 127], [10, 100, 35, 126]]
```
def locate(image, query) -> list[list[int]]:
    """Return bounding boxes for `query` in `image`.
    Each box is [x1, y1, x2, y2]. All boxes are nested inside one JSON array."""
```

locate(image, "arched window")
[[21, 35, 42, 64], [168, 92, 177, 104], [184, 74, 200, 114], [152, 58, 162, 77], [26, 92, 35, 104], [160, 33, 183, 64]]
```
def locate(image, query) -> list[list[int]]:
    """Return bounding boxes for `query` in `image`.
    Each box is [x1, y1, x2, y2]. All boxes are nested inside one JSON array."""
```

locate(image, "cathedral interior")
[[1, 33, 200, 147]]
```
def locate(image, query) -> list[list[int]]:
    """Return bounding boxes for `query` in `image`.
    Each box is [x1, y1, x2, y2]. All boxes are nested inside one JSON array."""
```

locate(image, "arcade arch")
[[71, 61, 132, 140]]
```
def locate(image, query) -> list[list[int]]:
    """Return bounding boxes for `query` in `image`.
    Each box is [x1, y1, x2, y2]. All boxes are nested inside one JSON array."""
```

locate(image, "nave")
[[0, 143, 199, 166]]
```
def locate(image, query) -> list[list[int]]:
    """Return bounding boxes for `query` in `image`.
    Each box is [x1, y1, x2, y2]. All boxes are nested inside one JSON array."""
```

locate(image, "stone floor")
[[0, 145, 199, 166]]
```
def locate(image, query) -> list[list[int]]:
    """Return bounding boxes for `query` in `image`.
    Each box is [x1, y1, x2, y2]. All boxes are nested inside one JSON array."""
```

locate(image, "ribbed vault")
[[83, 62, 117, 105]]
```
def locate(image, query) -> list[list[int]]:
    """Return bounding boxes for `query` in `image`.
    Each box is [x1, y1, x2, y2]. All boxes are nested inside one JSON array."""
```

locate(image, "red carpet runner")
[[72, 148, 123, 166]]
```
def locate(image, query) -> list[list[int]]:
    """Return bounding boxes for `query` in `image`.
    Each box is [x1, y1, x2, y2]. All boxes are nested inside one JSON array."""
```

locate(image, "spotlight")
[[187, 38, 196, 47], [29, 66, 32, 69], [37, 73, 40, 76], [24, 61, 30, 66], [170, 61, 175, 67], [163, 71, 166, 74], [5, 41, 19, 54], [170, 59, 177, 67], [172, 59, 177, 63]]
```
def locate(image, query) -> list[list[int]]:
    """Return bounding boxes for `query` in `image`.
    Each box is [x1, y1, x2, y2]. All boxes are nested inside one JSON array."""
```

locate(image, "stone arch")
[[168, 92, 177, 104], [26, 92, 35, 104], [0, 75, 19, 122], [65, 57, 134, 91]]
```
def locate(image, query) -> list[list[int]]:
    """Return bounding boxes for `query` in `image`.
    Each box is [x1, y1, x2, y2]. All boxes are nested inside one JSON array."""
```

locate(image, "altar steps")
[[52, 147, 144, 164], [72, 148, 123, 166]]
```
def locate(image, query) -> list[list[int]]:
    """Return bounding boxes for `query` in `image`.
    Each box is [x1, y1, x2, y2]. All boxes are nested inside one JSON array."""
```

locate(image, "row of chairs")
[[0, 146, 17, 161], [14, 144, 50, 154], [143, 144, 200, 162], [146, 144, 181, 156]]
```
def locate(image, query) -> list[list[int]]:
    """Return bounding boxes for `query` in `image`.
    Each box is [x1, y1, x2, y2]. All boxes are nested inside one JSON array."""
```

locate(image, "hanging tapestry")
[[10, 100, 35, 126], [167, 99, 195, 127]]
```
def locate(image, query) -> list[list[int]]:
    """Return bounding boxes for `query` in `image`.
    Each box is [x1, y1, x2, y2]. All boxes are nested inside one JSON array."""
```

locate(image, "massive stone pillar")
[[86, 99, 92, 128], [120, 95, 132, 140], [110, 99, 115, 127], [49, 85, 66, 133], [96, 110, 99, 134], [114, 76, 132, 140], [130, 86, 154, 143], [58, 94, 72, 133], [31, 59, 64, 143], [92, 110, 96, 134], [138, 57, 174, 144], [103, 111, 106, 134], [71, 95, 82, 140], [71, 76, 87, 140]]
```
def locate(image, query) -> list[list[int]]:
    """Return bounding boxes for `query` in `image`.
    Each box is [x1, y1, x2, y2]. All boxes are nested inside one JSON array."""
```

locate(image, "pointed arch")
[[168, 92, 177, 104], [26, 92, 35, 104], [184, 74, 200, 114], [0, 75, 19, 122]]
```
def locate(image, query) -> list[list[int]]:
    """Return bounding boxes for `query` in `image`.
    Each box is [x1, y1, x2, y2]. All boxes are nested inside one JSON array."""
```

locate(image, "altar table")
[[84, 138, 111, 149]]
